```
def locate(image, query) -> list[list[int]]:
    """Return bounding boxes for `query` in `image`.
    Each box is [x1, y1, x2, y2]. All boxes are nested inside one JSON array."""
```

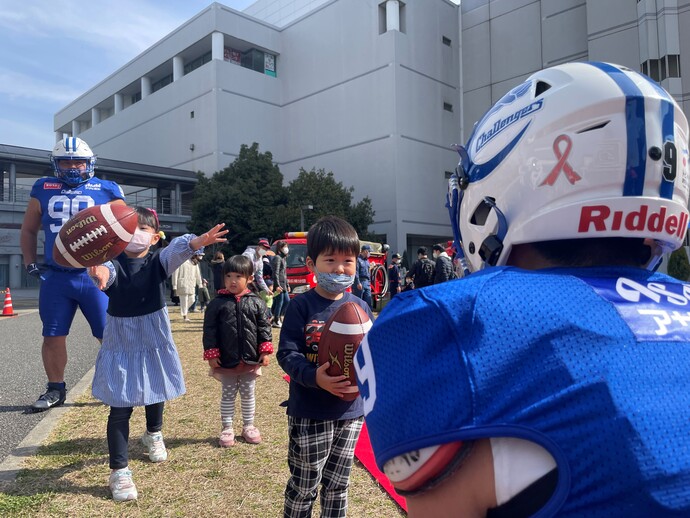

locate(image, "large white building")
[[54, 0, 463, 256], [54, 0, 690, 257]]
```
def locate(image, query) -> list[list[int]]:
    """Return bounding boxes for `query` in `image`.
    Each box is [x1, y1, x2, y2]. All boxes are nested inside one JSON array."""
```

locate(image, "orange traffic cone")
[[1, 288, 15, 317]]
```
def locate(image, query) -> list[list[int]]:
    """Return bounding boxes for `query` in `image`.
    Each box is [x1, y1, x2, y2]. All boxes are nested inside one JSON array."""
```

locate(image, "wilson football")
[[53, 204, 138, 268], [318, 301, 372, 401]]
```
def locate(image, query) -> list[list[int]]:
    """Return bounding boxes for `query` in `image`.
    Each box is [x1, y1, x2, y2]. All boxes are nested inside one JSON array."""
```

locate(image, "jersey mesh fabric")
[[356, 266, 690, 516], [31, 177, 125, 267]]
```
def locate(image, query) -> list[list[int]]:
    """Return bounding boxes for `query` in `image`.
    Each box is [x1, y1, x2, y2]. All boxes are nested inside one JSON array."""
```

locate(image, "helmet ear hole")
[[470, 197, 495, 225], [535, 80, 551, 97]]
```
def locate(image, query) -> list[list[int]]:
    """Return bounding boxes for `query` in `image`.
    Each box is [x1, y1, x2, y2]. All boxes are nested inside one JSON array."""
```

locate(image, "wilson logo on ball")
[[318, 302, 372, 401], [53, 204, 138, 268]]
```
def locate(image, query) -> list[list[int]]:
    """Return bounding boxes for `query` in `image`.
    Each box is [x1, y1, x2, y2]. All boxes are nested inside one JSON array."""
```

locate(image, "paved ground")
[[0, 289, 100, 469]]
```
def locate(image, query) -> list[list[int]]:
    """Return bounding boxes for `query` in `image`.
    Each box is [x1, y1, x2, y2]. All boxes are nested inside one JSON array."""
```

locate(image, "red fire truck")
[[276, 232, 390, 310]]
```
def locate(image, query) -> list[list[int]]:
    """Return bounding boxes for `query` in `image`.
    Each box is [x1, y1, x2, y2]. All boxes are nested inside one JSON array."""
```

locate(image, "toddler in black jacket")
[[202, 255, 273, 447]]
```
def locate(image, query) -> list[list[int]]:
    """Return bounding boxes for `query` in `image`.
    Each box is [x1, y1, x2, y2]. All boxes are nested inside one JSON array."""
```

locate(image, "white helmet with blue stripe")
[[51, 137, 96, 186], [448, 61, 690, 272]]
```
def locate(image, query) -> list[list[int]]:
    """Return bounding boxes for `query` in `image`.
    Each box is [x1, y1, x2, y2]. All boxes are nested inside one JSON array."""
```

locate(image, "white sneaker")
[[109, 468, 137, 501], [141, 431, 168, 462]]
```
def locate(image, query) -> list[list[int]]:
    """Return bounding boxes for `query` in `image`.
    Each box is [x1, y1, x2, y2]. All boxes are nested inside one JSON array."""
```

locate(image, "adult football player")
[[357, 62, 690, 516], [21, 137, 126, 411]]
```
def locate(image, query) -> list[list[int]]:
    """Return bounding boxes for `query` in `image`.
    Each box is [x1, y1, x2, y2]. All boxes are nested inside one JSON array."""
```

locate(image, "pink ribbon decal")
[[540, 134, 582, 186]]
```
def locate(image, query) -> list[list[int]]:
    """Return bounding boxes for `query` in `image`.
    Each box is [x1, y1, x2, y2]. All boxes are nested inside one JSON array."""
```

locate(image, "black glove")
[[26, 263, 45, 280]]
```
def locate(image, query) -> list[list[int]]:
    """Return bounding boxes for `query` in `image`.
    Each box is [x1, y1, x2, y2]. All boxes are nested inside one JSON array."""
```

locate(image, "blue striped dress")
[[91, 235, 197, 407]]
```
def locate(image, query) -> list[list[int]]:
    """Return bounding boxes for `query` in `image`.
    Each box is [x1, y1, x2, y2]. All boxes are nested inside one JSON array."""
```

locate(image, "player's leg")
[[32, 272, 78, 411], [363, 285, 373, 310], [75, 270, 107, 341]]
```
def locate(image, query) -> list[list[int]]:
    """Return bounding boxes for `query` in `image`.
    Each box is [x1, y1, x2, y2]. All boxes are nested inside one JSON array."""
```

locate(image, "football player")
[[21, 137, 126, 411], [357, 62, 690, 516]]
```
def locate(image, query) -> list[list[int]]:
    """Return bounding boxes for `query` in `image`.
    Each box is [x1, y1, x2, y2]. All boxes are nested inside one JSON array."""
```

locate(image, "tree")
[[667, 247, 690, 281], [190, 153, 376, 254], [188, 143, 287, 254], [286, 168, 375, 237]]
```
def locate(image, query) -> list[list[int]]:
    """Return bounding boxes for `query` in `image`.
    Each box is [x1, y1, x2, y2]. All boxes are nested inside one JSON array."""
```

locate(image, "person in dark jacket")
[[271, 240, 290, 327], [388, 253, 402, 298], [432, 244, 454, 284], [202, 255, 273, 448], [210, 251, 225, 294], [409, 247, 435, 289]]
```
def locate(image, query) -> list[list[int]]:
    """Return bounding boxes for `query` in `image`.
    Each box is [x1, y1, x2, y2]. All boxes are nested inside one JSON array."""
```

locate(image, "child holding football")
[[202, 254, 273, 447], [277, 215, 374, 518], [88, 207, 227, 502]]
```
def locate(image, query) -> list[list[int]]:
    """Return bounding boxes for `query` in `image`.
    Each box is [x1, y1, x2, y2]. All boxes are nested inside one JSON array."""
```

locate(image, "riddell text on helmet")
[[578, 205, 689, 238]]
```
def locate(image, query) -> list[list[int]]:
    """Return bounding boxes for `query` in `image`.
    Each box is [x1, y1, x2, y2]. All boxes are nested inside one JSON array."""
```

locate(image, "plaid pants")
[[284, 416, 363, 518]]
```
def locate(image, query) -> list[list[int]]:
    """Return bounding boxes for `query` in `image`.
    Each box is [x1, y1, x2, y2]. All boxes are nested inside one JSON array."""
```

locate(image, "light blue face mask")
[[314, 267, 355, 294]]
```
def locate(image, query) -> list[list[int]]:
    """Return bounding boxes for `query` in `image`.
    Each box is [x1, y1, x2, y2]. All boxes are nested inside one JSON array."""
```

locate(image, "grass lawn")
[[0, 311, 405, 517]]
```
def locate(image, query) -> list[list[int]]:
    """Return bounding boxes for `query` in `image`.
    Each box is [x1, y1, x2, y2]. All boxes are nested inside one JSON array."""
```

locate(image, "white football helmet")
[[447, 61, 690, 272], [51, 137, 96, 186]]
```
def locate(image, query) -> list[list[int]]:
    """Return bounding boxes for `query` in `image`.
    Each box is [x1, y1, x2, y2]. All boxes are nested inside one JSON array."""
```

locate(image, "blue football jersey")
[[31, 177, 125, 267], [356, 266, 690, 516]]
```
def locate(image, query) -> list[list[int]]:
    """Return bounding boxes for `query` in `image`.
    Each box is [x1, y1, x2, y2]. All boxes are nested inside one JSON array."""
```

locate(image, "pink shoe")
[[219, 427, 235, 447], [242, 425, 262, 444]]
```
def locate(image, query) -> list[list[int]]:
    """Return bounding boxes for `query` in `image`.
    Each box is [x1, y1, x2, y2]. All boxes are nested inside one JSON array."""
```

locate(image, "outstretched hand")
[[88, 265, 109, 290], [191, 224, 229, 251]]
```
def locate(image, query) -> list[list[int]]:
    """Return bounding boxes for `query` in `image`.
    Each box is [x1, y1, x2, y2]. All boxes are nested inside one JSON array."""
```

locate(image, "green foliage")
[[286, 168, 375, 238], [188, 143, 287, 255], [190, 150, 376, 254], [667, 247, 690, 281]]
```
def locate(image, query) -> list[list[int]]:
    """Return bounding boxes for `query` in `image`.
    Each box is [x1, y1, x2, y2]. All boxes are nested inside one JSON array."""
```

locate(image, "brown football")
[[318, 301, 372, 401], [53, 204, 138, 268]]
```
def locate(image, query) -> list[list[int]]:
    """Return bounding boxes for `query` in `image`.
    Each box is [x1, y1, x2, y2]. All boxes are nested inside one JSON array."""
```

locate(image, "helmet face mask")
[[448, 61, 690, 272], [51, 137, 96, 187]]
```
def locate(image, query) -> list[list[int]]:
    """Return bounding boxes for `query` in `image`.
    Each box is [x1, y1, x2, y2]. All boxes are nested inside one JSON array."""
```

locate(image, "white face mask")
[[125, 228, 153, 254], [433, 252, 440, 259], [282, 247, 289, 255], [257, 248, 267, 257]]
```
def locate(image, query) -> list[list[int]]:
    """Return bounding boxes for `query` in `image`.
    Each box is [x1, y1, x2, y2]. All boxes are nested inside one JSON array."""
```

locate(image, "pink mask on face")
[[125, 228, 152, 254]]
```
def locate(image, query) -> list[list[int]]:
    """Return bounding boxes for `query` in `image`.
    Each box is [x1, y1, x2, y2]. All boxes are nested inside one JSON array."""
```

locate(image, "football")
[[53, 204, 138, 268], [318, 301, 372, 401]]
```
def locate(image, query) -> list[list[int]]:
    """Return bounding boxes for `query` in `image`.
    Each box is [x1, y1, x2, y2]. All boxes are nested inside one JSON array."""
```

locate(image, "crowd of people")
[[21, 59, 690, 515]]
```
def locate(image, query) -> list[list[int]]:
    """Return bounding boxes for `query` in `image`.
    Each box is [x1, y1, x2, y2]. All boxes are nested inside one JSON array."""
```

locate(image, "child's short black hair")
[[134, 206, 159, 231], [417, 246, 427, 255], [307, 216, 360, 261], [223, 255, 254, 277]]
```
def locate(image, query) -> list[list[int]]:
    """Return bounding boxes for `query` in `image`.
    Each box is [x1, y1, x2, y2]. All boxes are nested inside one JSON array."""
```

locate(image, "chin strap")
[[447, 145, 471, 277], [478, 197, 508, 266]]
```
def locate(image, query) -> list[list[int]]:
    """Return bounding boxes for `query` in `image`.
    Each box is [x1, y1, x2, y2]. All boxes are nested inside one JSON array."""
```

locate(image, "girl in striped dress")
[[88, 207, 227, 502]]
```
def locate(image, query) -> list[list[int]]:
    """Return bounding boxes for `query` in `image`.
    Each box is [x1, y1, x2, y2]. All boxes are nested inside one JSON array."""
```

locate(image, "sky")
[[0, 0, 255, 151]]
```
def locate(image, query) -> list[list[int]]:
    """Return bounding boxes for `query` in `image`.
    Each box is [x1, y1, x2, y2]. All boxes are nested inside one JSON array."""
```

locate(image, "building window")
[[650, 59, 660, 81], [131, 92, 141, 105], [667, 54, 681, 77], [224, 46, 241, 65], [152, 74, 173, 93], [442, 36, 452, 46], [184, 51, 212, 75], [241, 49, 265, 73], [443, 102, 453, 112], [190, 111, 194, 119], [641, 55, 682, 82]]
